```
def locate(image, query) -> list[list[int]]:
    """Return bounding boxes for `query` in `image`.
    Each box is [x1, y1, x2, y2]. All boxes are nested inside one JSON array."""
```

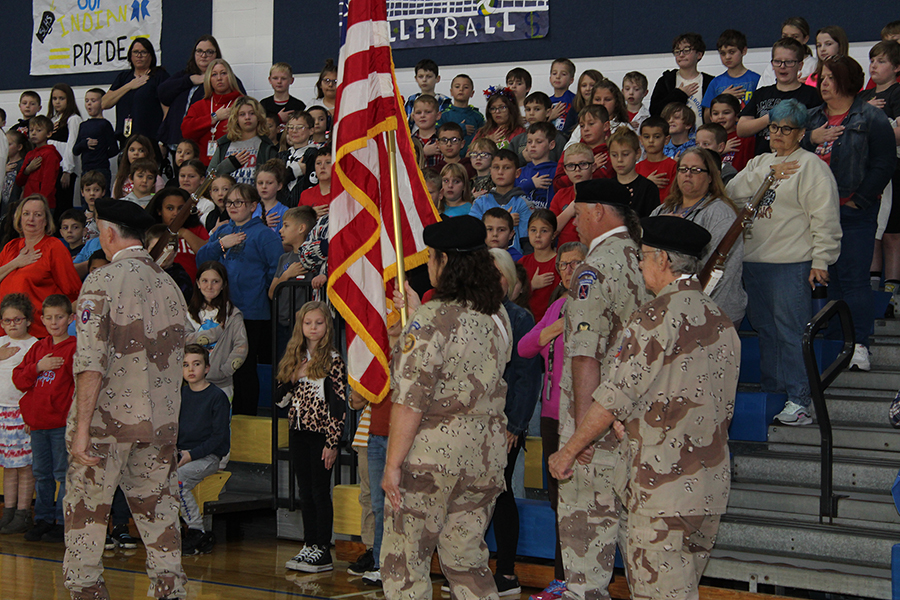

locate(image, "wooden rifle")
[[699, 168, 777, 294]]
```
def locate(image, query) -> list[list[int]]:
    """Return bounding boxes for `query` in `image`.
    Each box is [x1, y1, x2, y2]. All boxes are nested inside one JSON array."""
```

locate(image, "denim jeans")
[[368, 434, 387, 569], [176, 454, 220, 531], [31, 427, 67, 523], [828, 203, 879, 347], [743, 261, 813, 408]]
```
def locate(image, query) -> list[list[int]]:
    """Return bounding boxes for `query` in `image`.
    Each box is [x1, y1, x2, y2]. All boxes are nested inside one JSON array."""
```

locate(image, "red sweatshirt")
[[552, 142, 614, 190], [15, 144, 62, 208], [13, 336, 76, 430]]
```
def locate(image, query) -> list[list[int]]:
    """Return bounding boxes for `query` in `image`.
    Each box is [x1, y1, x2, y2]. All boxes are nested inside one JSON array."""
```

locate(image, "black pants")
[[492, 438, 522, 576], [232, 318, 271, 416], [291, 429, 334, 547], [541, 416, 564, 580]]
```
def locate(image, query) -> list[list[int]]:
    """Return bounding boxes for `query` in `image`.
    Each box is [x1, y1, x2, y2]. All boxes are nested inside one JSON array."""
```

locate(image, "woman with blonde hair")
[[181, 59, 243, 166]]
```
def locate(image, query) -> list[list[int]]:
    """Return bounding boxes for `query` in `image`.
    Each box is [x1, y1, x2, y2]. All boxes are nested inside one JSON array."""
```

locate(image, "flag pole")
[[387, 130, 408, 327]]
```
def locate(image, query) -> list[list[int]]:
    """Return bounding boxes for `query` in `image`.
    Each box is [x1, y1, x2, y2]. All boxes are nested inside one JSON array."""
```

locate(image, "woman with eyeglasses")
[[102, 38, 169, 145], [650, 147, 747, 323], [159, 35, 246, 154], [181, 59, 244, 166], [727, 99, 841, 425], [800, 55, 897, 372]]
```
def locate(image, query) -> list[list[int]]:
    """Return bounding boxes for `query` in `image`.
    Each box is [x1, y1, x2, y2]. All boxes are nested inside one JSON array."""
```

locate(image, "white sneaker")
[[850, 344, 871, 371], [362, 569, 382, 586], [775, 401, 813, 426], [285, 545, 313, 570]]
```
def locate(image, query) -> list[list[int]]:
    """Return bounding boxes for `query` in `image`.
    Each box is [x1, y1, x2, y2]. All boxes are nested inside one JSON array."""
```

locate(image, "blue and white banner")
[[30, 0, 162, 76]]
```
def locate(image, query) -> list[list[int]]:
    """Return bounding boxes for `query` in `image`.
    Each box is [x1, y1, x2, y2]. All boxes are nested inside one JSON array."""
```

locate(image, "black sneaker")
[[194, 531, 215, 555], [182, 528, 205, 555], [295, 544, 333, 573], [494, 573, 522, 597], [105, 534, 116, 551], [111, 524, 139, 549], [347, 548, 375, 575], [42, 524, 65, 543], [24, 519, 54, 542]]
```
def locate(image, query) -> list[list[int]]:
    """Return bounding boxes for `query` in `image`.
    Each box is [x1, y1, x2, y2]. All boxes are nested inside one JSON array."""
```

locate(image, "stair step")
[[833, 368, 900, 390], [825, 393, 894, 425], [767, 423, 900, 452], [868, 340, 900, 367], [731, 449, 900, 493], [875, 318, 900, 336]]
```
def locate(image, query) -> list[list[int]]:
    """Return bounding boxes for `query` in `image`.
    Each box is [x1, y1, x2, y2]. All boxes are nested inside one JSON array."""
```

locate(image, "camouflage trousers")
[[625, 513, 720, 600], [382, 468, 503, 600], [556, 451, 625, 600], [64, 442, 187, 600]]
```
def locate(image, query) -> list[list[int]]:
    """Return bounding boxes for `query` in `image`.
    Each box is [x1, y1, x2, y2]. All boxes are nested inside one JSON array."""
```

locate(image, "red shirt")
[[299, 185, 331, 207], [13, 335, 77, 430], [518, 253, 560, 321], [181, 91, 244, 166], [552, 143, 614, 190], [16, 145, 62, 207], [549, 187, 579, 246], [175, 224, 209, 281], [815, 111, 848, 169], [723, 131, 755, 172], [635, 157, 677, 202]]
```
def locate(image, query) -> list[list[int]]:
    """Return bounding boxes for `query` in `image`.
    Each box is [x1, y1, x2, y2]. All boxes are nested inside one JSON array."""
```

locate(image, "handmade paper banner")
[[31, 0, 162, 76]]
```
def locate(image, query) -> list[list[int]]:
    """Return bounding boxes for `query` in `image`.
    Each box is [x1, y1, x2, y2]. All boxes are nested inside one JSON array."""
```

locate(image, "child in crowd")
[[552, 105, 613, 190], [209, 96, 278, 186], [254, 158, 289, 233], [696, 123, 738, 184], [550, 143, 595, 246], [3, 131, 28, 211], [178, 344, 231, 556], [434, 122, 476, 178], [592, 79, 631, 134], [280, 301, 347, 574], [701, 29, 760, 123], [279, 111, 319, 203], [709, 94, 755, 171], [59, 209, 86, 258], [738, 37, 822, 156], [404, 59, 451, 128], [469, 149, 531, 254], [262, 62, 307, 125], [122, 158, 158, 207], [758, 17, 817, 87], [309, 60, 338, 116], [475, 88, 525, 150], [548, 58, 576, 132], [411, 95, 441, 166], [147, 187, 209, 281], [519, 209, 561, 321], [422, 168, 442, 210], [79, 170, 105, 242], [636, 116, 678, 201], [265, 116, 281, 148], [0, 293, 38, 535], [506, 67, 533, 115], [623, 71, 651, 129], [13, 92, 41, 136], [144, 225, 194, 303], [196, 183, 284, 416], [469, 138, 497, 198], [16, 116, 61, 208], [608, 129, 660, 216], [178, 159, 216, 223], [112, 134, 158, 199], [206, 174, 235, 232], [511, 92, 568, 165], [46, 83, 82, 217], [515, 122, 558, 210], [661, 102, 697, 158], [13, 294, 75, 543], [439, 163, 473, 217], [568, 69, 604, 132], [650, 33, 713, 124], [483, 207, 522, 261], [73, 88, 117, 194], [806, 26, 849, 87], [298, 148, 332, 216], [186, 261, 248, 402], [439, 74, 484, 152], [167, 140, 200, 187], [307, 106, 330, 147]]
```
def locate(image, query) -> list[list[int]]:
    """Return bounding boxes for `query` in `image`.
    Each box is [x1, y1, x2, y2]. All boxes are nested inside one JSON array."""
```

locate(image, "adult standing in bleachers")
[[181, 59, 244, 167], [102, 38, 169, 145]]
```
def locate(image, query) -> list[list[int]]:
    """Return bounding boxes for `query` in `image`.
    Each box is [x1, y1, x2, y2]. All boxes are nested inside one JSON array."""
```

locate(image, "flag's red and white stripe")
[[327, 0, 438, 404]]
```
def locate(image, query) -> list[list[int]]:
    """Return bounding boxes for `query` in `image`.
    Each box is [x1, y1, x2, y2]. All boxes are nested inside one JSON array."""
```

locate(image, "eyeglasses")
[[286, 125, 309, 132], [224, 200, 247, 208], [558, 260, 582, 271], [131, 50, 150, 57], [770, 59, 799, 68], [768, 123, 798, 135], [322, 78, 337, 85], [1, 317, 25, 326], [489, 105, 509, 113], [672, 47, 694, 56], [564, 161, 593, 172], [195, 49, 217, 57], [438, 137, 462, 144], [677, 166, 709, 175], [469, 152, 493, 160]]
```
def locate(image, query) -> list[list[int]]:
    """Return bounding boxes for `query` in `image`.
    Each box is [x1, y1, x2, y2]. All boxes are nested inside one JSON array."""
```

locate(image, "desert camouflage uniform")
[[64, 246, 190, 600], [382, 301, 512, 600], [595, 277, 739, 600], [558, 227, 649, 600]]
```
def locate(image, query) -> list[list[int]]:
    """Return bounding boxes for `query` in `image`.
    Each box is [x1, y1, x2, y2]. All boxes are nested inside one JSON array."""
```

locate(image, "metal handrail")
[[801, 299, 854, 523]]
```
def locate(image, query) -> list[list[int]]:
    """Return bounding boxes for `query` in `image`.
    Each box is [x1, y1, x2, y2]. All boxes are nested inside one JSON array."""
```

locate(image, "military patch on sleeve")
[[577, 322, 591, 332], [81, 309, 91, 324], [577, 270, 598, 300], [402, 333, 416, 354]]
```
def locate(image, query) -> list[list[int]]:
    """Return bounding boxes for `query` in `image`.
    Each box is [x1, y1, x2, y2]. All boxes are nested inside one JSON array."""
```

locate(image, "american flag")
[[327, 0, 439, 404]]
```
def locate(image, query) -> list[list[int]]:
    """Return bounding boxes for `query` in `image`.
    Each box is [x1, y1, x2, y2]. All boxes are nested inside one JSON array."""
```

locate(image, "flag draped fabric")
[[327, 0, 439, 404]]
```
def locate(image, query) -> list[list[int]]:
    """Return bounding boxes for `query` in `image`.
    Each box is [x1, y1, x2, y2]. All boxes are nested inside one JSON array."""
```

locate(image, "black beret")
[[640, 216, 711, 259], [95, 199, 157, 233], [574, 179, 631, 206], [423, 215, 487, 252]]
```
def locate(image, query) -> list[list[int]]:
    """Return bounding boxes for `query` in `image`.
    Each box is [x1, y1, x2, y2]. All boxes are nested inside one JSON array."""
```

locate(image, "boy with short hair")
[[661, 102, 696, 158], [702, 29, 761, 123], [709, 94, 755, 171], [4, 130, 29, 209], [261, 63, 307, 125], [73, 88, 118, 193], [510, 92, 568, 165], [623, 71, 651, 130], [79, 170, 106, 241], [482, 206, 522, 262], [16, 115, 61, 207], [468, 137, 497, 198], [178, 344, 231, 556], [13, 294, 76, 543], [270, 206, 321, 349], [552, 105, 614, 190], [548, 58, 576, 132], [411, 95, 441, 166], [438, 74, 485, 152], [121, 158, 158, 207], [13, 91, 41, 136], [506, 67, 533, 115], [59, 209, 86, 258], [469, 149, 532, 253], [299, 148, 332, 215], [515, 122, 558, 210], [434, 122, 476, 179], [549, 143, 595, 246], [608, 129, 660, 217], [404, 59, 451, 128], [696, 123, 738, 184], [636, 116, 678, 201], [649, 33, 713, 124]]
